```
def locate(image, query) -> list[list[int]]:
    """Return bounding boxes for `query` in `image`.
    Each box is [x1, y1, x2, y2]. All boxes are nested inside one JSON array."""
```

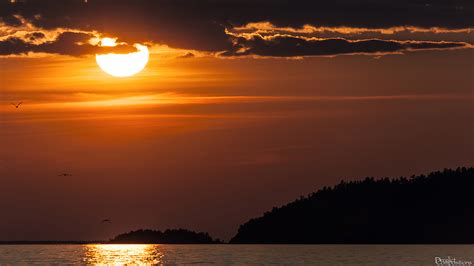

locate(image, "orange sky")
[[0, 0, 473, 241], [1, 48, 473, 240]]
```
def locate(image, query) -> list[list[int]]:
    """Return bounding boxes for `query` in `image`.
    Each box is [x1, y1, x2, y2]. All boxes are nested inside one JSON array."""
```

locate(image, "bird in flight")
[[57, 173, 73, 177], [10, 102, 22, 109], [101, 219, 111, 224]]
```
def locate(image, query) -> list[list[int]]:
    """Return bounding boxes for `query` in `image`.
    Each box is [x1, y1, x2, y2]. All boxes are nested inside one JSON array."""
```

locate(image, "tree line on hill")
[[230, 167, 474, 243]]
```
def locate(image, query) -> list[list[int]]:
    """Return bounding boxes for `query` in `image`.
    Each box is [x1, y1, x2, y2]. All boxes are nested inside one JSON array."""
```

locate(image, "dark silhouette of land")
[[0, 229, 221, 245], [0, 167, 471, 245], [0, 241, 103, 245], [110, 229, 222, 244], [230, 167, 474, 244]]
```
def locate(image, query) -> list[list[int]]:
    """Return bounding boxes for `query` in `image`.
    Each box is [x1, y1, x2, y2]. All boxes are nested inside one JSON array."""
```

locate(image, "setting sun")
[[95, 38, 149, 77]]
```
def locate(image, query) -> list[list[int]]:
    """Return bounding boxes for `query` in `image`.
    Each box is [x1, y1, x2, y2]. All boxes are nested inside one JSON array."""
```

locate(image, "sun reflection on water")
[[83, 244, 163, 265]]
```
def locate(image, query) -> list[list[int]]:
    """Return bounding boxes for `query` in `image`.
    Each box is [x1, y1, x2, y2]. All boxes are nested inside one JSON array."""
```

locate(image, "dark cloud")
[[1, 14, 22, 26], [0, 0, 473, 57], [0, 31, 137, 56], [406, 41, 469, 50], [228, 22, 474, 44], [3, 0, 473, 29], [25, 31, 45, 41], [222, 35, 469, 57]]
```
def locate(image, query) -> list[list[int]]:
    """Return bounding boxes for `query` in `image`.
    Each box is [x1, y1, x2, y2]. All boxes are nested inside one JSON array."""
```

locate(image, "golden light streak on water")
[[83, 244, 163, 264]]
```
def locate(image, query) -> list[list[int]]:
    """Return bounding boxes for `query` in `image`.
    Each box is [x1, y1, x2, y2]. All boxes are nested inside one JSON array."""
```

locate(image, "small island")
[[110, 229, 222, 244]]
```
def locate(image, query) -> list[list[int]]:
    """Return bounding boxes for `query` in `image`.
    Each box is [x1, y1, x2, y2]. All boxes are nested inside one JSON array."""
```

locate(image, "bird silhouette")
[[57, 173, 72, 177], [101, 219, 111, 224], [10, 102, 22, 109]]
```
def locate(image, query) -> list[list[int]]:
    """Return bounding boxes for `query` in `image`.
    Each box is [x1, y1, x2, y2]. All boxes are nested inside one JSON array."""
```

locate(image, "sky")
[[0, 0, 473, 241]]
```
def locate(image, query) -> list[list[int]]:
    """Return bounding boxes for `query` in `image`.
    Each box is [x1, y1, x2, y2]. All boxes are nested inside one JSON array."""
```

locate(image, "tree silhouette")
[[230, 167, 474, 244], [110, 228, 222, 244]]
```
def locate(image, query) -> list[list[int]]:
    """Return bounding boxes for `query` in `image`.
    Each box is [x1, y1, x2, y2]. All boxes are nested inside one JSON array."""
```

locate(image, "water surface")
[[0, 244, 472, 265]]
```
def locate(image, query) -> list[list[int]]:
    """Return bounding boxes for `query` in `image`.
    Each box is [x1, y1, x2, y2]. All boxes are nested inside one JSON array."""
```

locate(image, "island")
[[230, 167, 474, 244], [110, 229, 222, 244]]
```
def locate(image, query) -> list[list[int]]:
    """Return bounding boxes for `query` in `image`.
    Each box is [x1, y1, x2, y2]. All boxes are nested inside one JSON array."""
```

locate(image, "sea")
[[0, 244, 473, 265]]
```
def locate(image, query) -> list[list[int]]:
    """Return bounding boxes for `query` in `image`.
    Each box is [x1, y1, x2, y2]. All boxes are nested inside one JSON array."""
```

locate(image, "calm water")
[[0, 244, 473, 265]]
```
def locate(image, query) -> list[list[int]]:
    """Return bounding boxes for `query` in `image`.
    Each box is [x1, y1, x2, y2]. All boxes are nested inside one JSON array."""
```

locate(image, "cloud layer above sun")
[[0, 0, 473, 58]]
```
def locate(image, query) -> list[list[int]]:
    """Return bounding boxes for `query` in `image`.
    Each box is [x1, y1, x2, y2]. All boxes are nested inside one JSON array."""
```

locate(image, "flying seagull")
[[10, 102, 22, 109], [57, 173, 73, 177], [101, 219, 111, 224]]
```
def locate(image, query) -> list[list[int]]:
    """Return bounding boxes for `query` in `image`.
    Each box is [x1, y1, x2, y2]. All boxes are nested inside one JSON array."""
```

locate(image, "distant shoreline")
[[1, 242, 473, 245], [0, 241, 105, 245]]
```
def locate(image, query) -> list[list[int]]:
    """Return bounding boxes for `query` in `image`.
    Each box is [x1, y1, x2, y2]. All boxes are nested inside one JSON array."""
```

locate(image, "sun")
[[96, 38, 149, 77]]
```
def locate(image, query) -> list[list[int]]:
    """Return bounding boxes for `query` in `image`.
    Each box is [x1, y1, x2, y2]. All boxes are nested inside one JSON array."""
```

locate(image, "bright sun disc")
[[96, 38, 149, 77]]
